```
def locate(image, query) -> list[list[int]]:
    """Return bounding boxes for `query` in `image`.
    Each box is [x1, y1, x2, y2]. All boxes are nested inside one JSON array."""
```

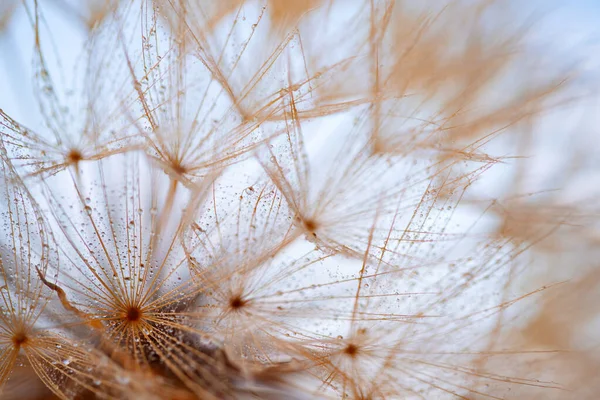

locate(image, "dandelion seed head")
[[0, 0, 591, 398]]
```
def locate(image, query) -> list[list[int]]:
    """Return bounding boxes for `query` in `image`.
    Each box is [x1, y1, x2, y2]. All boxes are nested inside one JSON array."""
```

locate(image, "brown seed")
[[12, 332, 27, 347], [126, 307, 142, 322], [303, 219, 317, 232], [344, 344, 359, 357], [66, 149, 83, 164], [229, 296, 246, 310]]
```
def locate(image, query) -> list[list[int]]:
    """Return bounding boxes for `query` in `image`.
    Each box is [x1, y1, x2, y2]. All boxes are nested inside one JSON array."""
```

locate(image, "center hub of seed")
[[229, 296, 246, 310], [126, 307, 142, 322], [344, 344, 359, 357], [12, 332, 28, 347], [303, 219, 317, 232], [66, 149, 83, 164], [172, 163, 187, 175]]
